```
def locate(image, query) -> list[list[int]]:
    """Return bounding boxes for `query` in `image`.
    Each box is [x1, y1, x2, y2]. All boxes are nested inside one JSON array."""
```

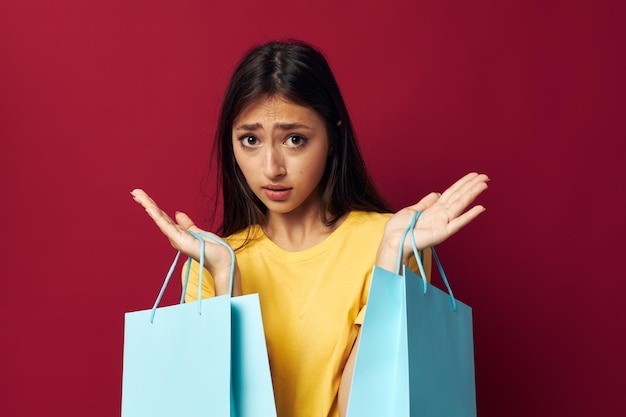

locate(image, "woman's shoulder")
[[223, 225, 265, 251], [345, 210, 393, 227], [334, 211, 392, 243]]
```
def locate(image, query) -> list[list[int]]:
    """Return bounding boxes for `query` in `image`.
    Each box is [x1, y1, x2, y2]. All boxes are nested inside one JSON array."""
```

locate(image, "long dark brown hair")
[[213, 39, 392, 237]]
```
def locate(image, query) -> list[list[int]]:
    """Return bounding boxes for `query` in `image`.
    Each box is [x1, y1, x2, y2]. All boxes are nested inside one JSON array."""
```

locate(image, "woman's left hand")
[[376, 172, 489, 271]]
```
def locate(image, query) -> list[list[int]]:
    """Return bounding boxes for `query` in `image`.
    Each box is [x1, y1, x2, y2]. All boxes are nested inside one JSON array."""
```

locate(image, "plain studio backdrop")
[[1, 1, 624, 416]]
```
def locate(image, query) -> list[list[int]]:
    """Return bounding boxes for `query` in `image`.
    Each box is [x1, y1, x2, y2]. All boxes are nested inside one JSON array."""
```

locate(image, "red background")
[[1, 1, 624, 416]]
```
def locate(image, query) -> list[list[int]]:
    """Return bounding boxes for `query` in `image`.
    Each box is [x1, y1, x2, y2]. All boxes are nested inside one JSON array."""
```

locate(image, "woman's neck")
[[263, 207, 347, 252]]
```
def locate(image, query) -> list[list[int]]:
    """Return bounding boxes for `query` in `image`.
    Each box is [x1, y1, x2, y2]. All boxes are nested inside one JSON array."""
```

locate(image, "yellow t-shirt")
[[183, 211, 430, 417]]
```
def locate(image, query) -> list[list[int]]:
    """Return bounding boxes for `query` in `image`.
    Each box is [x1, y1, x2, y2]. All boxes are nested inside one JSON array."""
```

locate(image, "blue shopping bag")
[[231, 294, 276, 416], [121, 232, 276, 417], [347, 211, 477, 417]]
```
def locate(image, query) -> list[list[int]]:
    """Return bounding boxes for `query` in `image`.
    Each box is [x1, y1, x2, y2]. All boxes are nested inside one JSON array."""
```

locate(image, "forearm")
[[338, 331, 361, 417]]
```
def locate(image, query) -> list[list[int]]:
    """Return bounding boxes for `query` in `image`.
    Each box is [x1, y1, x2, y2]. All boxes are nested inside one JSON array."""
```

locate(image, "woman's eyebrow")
[[275, 123, 312, 130], [235, 123, 262, 131], [235, 122, 313, 131]]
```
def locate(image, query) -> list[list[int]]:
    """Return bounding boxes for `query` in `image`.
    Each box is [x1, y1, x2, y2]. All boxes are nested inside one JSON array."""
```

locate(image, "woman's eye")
[[240, 135, 259, 147], [285, 135, 307, 148]]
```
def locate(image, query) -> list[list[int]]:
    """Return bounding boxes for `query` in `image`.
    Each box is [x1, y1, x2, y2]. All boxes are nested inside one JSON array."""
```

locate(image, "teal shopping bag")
[[121, 232, 276, 417], [347, 212, 477, 417], [231, 294, 276, 416]]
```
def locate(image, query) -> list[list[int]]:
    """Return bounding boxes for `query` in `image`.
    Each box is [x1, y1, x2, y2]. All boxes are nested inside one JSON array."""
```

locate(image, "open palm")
[[131, 189, 236, 294], [379, 173, 489, 269]]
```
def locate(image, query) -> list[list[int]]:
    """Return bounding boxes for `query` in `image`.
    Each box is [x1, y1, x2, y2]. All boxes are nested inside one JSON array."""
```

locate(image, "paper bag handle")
[[149, 231, 235, 323], [396, 211, 458, 312]]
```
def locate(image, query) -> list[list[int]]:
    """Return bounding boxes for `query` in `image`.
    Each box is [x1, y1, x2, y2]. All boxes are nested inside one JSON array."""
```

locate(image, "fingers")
[[130, 188, 174, 223], [446, 204, 486, 235], [131, 189, 170, 224], [131, 188, 158, 212], [408, 173, 489, 215], [438, 173, 489, 217], [439, 173, 488, 203], [439, 172, 483, 200], [409, 192, 441, 212], [175, 211, 196, 230], [131, 189, 190, 247]]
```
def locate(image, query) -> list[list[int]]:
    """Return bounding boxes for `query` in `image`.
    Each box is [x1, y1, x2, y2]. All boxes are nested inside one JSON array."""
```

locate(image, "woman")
[[132, 39, 488, 417]]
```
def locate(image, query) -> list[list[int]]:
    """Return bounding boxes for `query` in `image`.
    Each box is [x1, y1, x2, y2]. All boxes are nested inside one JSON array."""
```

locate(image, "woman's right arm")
[[131, 189, 241, 296]]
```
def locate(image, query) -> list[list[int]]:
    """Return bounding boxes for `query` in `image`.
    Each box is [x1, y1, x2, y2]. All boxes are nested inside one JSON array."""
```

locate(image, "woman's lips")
[[263, 187, 292, 201]]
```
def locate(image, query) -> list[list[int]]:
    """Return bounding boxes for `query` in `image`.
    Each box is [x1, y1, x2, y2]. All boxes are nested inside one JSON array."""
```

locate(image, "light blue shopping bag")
[[121, 232, 276, 417], [347, 211, 477, 417]]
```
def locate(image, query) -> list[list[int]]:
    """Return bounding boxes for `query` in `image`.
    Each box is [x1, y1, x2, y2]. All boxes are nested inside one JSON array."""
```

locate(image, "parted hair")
[[214, 39, 392, 237]]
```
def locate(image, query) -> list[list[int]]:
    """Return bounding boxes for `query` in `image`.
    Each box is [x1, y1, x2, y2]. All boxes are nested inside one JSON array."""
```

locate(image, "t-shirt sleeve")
[[354, 265, 375, 326]]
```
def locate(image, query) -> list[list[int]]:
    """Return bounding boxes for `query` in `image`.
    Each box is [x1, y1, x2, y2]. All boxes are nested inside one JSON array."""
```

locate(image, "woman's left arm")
[[338, 173, 488, 416]]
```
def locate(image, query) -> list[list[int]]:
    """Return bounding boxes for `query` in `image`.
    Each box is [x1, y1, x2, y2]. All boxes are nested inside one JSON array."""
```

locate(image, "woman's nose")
[[263, 147, 286, 179]]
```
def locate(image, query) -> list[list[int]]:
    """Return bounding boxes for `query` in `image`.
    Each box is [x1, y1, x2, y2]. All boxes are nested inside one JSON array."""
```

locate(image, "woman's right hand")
[[131, 189, 240, 296]]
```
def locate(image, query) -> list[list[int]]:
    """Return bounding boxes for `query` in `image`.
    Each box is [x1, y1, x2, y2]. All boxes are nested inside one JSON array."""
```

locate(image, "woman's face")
[[232, 95, 330, 218]]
